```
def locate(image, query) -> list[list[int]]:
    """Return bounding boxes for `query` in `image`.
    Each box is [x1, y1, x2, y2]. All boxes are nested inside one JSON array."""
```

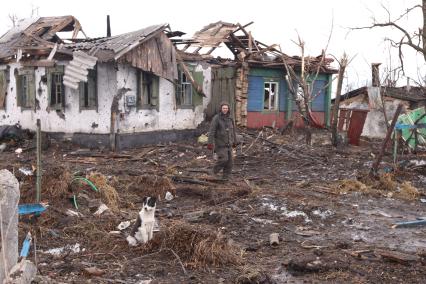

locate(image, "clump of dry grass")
[[157, 221, 243, 268], [87, 172, 119, 211], [42, 166, 73, 199], [334, 172, 420, 201], [377, 173, 398, 191], [335, 179, 370, 194], [124, 175, 175, 200], [235, 266, 273, 284], [396, 181, 420, 200]]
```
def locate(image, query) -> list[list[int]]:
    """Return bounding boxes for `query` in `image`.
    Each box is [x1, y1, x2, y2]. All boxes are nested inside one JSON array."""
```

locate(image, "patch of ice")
[[251, 217, 275, 224], [312, 209, 333, 219], [44, 243, 83, 256], [262, 202, 278, 211], [281, 206, 311, 223]]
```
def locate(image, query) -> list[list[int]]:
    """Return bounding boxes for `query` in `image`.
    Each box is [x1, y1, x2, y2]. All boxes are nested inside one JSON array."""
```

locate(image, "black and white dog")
[[126, 197, 157, 246]]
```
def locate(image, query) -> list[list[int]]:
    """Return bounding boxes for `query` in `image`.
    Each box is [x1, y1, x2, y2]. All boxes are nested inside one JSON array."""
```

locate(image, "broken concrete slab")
[[6, 259, 37, 284], [0, 169, 20, 283]]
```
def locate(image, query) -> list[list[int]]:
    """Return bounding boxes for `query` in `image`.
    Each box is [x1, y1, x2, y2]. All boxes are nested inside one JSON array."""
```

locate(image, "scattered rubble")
[[0, 127, 424, 282]]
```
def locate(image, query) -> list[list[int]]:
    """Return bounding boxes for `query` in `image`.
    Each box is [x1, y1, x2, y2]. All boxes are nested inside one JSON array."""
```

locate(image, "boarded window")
[[16, 68, 35, 109], [0, 70, 7, 109], [264, 81, 279, 110], [137, 70, 159, 109], [47, 66, 66, 110], [79, 68, 97, 110], [176, 68, 192, 106]]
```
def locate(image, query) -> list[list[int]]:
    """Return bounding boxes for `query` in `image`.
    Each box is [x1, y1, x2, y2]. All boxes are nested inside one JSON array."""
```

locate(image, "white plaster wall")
[[116, 62, 211, 134], [0, 62, 116, 134], [343, 99, 406, 138], [0, 61, 212, 135]]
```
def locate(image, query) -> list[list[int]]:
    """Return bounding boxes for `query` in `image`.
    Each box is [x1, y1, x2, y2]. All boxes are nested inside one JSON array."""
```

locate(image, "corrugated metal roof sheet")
[[63, 51, 97, 90], [64, 24, 168, 61]]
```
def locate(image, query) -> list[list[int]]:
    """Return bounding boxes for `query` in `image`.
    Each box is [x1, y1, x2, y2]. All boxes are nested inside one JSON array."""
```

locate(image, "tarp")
[[395, 107, 426, 148]]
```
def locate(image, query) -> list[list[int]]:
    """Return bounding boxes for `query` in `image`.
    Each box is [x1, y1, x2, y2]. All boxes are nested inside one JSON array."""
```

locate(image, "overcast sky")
[[0, 0, 424, 93]]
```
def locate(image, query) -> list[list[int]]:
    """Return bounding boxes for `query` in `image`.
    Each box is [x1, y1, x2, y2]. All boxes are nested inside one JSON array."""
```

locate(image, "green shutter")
[[88, 69, 97, 109], [47, 68, 52, 107], [192, 71, 204, 106], [0, 71, 6, 109], [151, 76, 159, 108], [79, 81, 85, 111], [136, 70, 141, 108], [27, 71, 36, 108], [15, 72, 22, 107]]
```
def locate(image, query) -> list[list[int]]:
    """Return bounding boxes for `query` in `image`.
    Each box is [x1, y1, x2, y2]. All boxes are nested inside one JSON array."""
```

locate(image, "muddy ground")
[[1, 128, 426, 283]]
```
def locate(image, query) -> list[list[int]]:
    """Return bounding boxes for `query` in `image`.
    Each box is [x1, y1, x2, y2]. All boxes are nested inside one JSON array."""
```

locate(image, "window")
[[176, 68, 193, 106], [0, 70, 8, 109], [16, 68, 35, 108], [50, 73, 64, 108], [79, 68, 97, 110], [137, 70, 159, 109], [264, 81, 279, 110], [48, 66, 65, 110]]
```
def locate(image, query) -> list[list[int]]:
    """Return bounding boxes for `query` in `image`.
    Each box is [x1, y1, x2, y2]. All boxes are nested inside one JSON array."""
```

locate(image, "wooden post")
[[36, 119, 41, 203], [371, 104, 403, 173], [110, 111, 116, 152]]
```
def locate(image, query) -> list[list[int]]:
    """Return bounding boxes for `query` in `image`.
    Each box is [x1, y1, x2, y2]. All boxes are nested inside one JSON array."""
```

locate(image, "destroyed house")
[[175, 22, 336, 129], [0, 16, 210, 149], [336, 64, 426, 138]]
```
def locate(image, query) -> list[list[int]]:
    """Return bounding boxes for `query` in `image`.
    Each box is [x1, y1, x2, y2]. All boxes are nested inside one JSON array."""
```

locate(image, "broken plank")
[[170, 175, 212, 186], [374, 249, 420, 263]]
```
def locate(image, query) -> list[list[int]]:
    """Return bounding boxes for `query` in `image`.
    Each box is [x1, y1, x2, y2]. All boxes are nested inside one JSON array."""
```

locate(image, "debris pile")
[[335, 172, 420, 200], [87, 172, 119, 211], [155, 221, 243, 268]]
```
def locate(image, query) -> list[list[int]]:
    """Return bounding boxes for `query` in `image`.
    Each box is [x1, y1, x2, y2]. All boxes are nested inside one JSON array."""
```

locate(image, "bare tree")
[[8, 14, 18, 27], [280, 33, 335, 144], [352, 1, 425, 74], [331, 53, 349, 147]]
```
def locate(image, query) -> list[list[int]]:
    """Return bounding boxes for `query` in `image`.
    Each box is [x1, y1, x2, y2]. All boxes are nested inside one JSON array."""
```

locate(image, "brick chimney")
[[107, 15, 111, 37], [371, 63, 381, 87]]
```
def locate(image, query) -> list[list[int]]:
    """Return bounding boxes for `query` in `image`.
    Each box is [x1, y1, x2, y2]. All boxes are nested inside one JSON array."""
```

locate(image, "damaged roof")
[[64, 24, 169, 61], [0, 17, 176, 81], [192, 21, 238, 48], [337, 86, 426, 103], [175, 21, 337, 73], [0, 16, 84, 61]]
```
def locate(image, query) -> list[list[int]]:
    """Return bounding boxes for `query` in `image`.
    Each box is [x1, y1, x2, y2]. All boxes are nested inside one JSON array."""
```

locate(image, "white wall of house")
[[0, 61, 211, 135], [342, 98, 409, 138], [115, 63, 211, 134]]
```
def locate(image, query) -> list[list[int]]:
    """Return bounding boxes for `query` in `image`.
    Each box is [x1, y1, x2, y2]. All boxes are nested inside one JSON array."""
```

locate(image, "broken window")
[[176, 67, 193, 106], [0, 69, 8, 109], [137, 70, 159, 109], [16, 68, 35, 109], [79, 68, 97, 110], [50, 72, 65, 109], [264, 81, 279, 110]]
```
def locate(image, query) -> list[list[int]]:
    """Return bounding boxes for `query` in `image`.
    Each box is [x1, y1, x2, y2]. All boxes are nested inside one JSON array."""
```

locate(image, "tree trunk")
[[331, 54, 348, 147], [423, 0, 426, 61]]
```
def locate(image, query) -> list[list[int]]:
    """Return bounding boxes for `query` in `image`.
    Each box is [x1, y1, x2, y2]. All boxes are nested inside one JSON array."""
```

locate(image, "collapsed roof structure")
[[173, 21, 336, 73]]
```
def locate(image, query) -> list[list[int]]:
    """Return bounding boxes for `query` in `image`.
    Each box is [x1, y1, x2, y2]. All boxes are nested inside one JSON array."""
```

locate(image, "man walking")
[[207, 102, 237, 180]]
